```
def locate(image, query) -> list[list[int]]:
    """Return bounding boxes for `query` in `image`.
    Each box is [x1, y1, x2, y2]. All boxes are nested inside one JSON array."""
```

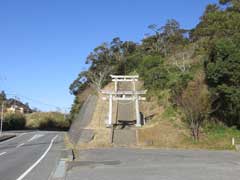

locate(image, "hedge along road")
[[0, 131, 64, 180]]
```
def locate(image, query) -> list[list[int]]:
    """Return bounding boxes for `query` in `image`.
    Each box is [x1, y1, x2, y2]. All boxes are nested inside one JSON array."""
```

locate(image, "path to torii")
[[101, 75, 147, 127]]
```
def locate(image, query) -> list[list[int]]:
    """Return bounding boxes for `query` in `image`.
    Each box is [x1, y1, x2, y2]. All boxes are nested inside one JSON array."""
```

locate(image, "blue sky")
[[0, 0, 217, 111]]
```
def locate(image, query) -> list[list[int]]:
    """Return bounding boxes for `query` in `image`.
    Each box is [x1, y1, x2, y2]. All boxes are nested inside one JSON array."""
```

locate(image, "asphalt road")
[[66, 148, 240, 180], [0, 131, 64, 180]]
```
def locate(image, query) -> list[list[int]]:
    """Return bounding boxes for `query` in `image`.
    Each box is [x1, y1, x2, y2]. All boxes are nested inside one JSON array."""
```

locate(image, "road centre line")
[[0, 152, 7, 156], [16, 143, 25, 148], [28, 134, 44, 142], [16, 135, 58, 180]]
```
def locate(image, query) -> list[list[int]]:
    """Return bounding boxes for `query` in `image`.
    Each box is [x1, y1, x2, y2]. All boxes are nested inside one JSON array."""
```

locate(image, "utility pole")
[[64, 109, 66, 121], [0, 101, 4, 136]]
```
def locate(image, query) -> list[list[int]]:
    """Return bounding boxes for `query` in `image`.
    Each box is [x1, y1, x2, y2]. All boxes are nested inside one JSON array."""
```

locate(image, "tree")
[[145, 24, 163, 54], [69, 72, 88, 95], [135, 55, 170, 90], [162, 19, 181, 38], [169, 45, 195, 73], [177, 74, 210, 141], [110, 37, 124, 62], [121, 41, 137, 55], [219, 0, 240, 12], [192, 1, 240, 45], [86, 42, 115, 73], [141, 34, 162, 54], [86, 66, 113, 92], [143, 19, 188, 56], [205, 36, 240, 126], [0, 91, 6, 102]]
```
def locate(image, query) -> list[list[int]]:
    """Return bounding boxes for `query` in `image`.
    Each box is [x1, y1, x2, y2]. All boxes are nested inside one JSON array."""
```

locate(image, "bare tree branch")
[[86, 66, 113, 93]]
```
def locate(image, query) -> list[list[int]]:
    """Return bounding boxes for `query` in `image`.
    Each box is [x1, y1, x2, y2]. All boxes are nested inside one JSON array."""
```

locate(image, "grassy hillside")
[[139, 97, 239, 150]]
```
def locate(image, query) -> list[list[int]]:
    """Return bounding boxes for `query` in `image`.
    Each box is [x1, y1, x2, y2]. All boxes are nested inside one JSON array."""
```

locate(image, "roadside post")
[[0, 101, 4, 136]]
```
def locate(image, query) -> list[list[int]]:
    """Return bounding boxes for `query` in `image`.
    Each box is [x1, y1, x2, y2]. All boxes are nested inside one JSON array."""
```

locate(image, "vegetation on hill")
[[2, 111, 69, 131], [25, 112, 70, 130], [70, 0, 240, 145], [3, 112, 26, 130], [0, 92, 70, 131]]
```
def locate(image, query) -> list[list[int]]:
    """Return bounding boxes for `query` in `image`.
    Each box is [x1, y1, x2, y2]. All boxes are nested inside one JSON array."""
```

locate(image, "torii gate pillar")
[[114, 81, 117, 92], [135, 96, 141, 127], [107, 94, 113, 127]]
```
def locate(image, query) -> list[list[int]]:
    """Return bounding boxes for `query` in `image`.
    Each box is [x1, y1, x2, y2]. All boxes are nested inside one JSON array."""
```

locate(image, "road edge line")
[[16, 135, 58, 180]]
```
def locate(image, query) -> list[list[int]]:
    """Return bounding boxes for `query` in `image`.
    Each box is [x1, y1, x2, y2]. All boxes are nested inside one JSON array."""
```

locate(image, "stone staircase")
[[112, 127, 137, 146], [112, 94, 137, 146]]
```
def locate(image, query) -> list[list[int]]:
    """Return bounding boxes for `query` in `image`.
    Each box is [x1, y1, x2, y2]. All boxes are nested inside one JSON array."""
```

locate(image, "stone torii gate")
[[101, 75, 146, 127], [110, 75, 139, 92]]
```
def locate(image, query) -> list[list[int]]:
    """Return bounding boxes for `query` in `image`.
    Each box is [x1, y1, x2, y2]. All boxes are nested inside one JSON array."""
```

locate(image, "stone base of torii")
[[101, 75, 146, 127]]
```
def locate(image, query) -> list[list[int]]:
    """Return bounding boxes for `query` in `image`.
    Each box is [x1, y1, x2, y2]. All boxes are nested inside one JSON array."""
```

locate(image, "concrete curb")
[[51, 159, 67, 180], [0, 134, 16, 142], [50, 149, 74, 180]]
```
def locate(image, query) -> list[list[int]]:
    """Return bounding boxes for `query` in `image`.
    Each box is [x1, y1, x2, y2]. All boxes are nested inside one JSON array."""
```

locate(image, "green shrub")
[[138, 55, 164, 77], [144, 66, 169, 89], [4, 113, 26, 130], [168, 71, 193, 104], [137, 55, 169, 90], [162, 106, 176, 120], [26, 112, 70, 131]]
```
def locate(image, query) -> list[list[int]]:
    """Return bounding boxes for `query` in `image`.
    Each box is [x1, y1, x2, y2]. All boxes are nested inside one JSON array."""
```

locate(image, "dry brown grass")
[[137, 102, 235, 150], [77, 86, 95, 102], [138, 117, 189, 148], [64, 132, 74, 150]]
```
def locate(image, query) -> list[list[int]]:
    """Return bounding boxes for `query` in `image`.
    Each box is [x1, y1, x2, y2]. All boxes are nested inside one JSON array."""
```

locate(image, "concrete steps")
[[113, 83, 137, 146], [112, 128, 136, 146]]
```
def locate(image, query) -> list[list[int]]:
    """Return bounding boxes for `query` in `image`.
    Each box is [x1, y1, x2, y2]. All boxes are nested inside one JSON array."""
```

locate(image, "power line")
[[4, 92, 70, 111], [0, 77, 66, 109]]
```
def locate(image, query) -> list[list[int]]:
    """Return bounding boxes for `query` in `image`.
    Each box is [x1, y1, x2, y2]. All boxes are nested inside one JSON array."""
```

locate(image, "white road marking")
[[16, 143, 25, 148], [16, 135, 58, 180], [28, 134, 44, 142], [0, 152, 7, 156], [0, 133, 27, 145]]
